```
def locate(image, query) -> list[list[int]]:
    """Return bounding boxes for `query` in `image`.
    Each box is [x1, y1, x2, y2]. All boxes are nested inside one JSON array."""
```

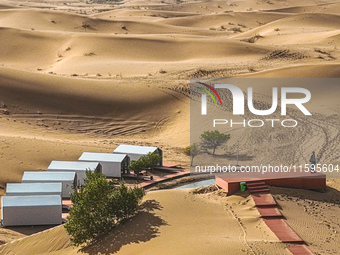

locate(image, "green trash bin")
[[240, 182, 246, 192]]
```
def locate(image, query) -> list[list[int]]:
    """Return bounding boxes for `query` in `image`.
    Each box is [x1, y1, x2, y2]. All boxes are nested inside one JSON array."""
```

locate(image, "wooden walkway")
[[137, 170, 190, 189]]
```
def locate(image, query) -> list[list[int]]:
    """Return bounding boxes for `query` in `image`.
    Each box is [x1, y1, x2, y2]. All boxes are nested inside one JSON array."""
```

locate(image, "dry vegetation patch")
[[262, 49, 306, 60]]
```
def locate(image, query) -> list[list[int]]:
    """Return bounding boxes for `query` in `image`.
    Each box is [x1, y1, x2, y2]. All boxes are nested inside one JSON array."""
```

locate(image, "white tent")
[[21, 171, 76, 198], [47, 161, 101, 187], [1, 195, 62, 227], [78, 152, 129, 178], [113, 144, 163, 165], [6, 183, 62, 197]]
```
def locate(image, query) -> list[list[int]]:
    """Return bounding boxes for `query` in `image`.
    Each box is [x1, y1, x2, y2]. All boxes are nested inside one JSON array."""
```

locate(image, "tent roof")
[[78, 152, 127, 163], [6, 183, 62, 194], [2, 195, 61, 207], [22, 171, 76, 182], [47, 161, 100, 171], [113, 144, 160, 155]]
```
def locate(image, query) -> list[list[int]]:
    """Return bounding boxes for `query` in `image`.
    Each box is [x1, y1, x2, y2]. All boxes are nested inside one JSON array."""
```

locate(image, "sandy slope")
[[0, 9, 214, 34], [239, 63, 340, 78], [266, 2, 340, 14], [0, 189, 284, 255], [271, 178, 340, 255], [92, 9, 200, 21], [158, 12, 292, 29], [0, 67, 184, 118], [0, 24, 270, 75], [232, 12, 340, 47], [0, 66, 190, 186]]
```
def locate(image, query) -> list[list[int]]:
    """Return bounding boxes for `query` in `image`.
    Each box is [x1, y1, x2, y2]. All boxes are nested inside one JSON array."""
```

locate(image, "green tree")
[[183, 144, 201, 166], [109, 183, 145, 221], [201, 130, 230, 155], [129, 160, 145, 178], [183, 146, 190, 157], [129, 152, 161, 176], [64, 171, 144, 247], [142, 152, 161, 171]]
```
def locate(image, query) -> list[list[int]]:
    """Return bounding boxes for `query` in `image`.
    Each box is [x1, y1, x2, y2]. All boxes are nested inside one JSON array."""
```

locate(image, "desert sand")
[[0, 0, 340, 254], [0, 189, 284, 255]]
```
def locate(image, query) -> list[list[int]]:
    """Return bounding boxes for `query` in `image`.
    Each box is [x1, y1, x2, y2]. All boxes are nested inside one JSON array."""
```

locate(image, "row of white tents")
[[1, 144, 162, 227]]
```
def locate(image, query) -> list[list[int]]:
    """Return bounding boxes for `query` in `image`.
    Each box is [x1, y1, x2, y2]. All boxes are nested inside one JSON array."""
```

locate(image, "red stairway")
[[246, 180, 270, 194]]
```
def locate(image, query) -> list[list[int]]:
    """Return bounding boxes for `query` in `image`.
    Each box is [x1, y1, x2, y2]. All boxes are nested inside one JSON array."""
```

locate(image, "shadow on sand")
[[81, 199, 168, 255], [5, 225, 57, 235], [202, 151, 255, 162]]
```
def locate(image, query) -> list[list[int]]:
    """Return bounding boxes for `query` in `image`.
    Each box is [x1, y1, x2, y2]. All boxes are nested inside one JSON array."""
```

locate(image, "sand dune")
[[0, 3, 15, 9], [0, 27, 68, 70], [318, 31, 340, 45], [0, 67, 185, 119], [266, 2, 340, 14], [239, 64, 340, 78], [243, 29, 340, 46], [0, 223, 74, 254], [0, 65, 190, 188], [92, 9, 200, 20], [0, 27, 272, 75], [149, 0, 295, 13], [159, 12, 292, 29], [232, 12, 340, 39], [0, 9, 208, 34]]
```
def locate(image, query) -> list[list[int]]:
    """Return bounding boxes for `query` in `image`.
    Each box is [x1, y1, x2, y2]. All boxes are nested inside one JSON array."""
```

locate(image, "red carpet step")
[[251, 193, 277, 206], [287, 245, 315, 255], [263, 219, 304, 243], [257, 207, 283, 218]]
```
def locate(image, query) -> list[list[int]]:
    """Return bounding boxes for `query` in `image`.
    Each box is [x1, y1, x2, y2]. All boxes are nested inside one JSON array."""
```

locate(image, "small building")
[[6, 183, 62, 197], [1, 195, 62, 227], [78, 152, 129, 178], [21, 171, 76, 198], [47, 161, 102, 187], [113, 144, 163, 165]]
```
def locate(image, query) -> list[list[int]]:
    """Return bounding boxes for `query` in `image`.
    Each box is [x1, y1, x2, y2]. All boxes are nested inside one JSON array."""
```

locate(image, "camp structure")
[[47, 161, 101, 187], [78, 152, 129, 178], [113, 144, 163, 165], [6, 183, 62, 197], [21, 171, 76, 198], [1, 195, 62, 227]]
